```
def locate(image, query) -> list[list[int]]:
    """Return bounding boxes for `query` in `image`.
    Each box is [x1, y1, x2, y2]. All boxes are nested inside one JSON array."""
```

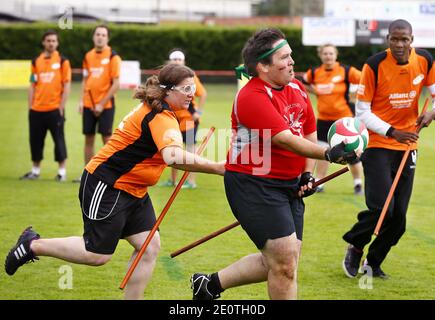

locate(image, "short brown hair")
[[242, 28, 286, 77], [41, 29, 58, 42], [93, 25, 110, 38]]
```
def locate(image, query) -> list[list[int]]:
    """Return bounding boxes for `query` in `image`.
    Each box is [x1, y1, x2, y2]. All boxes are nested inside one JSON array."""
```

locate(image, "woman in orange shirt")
[[304, 44, 364, 195], [5, 64, 224, 300]]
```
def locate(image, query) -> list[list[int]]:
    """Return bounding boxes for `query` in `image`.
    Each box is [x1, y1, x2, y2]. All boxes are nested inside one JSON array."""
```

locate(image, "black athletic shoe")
[[191, 273, 220, 300], [354, 184, 364, 196], [54, 174, 66, 182], [19, 172, 39, 180], [342, 245, 363, 278], [5, 226, 40, 276], [360, 259, 390, 279]]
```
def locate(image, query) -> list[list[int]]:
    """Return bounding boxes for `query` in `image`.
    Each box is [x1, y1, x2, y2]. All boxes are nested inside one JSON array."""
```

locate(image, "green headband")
[[234, 39, 289, 80], [256, 39, 288, 61], [235, 65, 250, 81]]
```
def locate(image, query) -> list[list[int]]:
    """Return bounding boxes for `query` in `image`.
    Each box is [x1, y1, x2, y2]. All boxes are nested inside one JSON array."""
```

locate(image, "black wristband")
[[386, 126, 396, 137], [324, 149, 331, 162]]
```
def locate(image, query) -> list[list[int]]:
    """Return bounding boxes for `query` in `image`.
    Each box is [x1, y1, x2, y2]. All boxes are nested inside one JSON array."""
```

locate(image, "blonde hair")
[[133, 64, 194, 112], [317, 43, 338, 58]]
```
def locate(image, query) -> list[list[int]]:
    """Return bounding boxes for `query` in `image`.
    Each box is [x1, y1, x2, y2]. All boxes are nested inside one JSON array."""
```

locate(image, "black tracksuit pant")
[[343, 148, 417, 267]]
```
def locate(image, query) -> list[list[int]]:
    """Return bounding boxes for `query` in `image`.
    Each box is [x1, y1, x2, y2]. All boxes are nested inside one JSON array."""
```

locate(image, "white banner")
[[325, 0, 435, 21], [410, 20, 435, 48], [120, 60, 141, 89], [302, 17, 355, 46]]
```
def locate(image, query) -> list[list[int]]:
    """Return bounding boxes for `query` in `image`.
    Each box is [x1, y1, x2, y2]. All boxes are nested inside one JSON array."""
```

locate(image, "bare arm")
[[303, 131, 318, 172], [272, 130, 327, 160], [161, 145, 224, 176], [99, 78, 120, 107], [93, 78, 120, 116], [59, 82, 71, 117], [192, 91, 207, 121], [78, 76, 87, 114]]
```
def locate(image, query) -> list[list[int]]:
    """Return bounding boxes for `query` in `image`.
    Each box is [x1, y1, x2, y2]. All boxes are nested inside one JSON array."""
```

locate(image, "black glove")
[[298, 172, 316, 198], [325, 142, 359, 165]]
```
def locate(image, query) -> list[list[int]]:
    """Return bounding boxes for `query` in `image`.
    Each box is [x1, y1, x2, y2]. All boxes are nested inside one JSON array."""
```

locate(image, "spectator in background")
[[303, 44, 364, 195], [159, 49, 207, 189], [75, 25, 121, 182], [21, 30, 71, 182]]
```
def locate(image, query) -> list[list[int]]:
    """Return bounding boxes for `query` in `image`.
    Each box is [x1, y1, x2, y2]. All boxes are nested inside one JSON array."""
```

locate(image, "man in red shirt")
[[191, 28, 358, 300], [21, 30, 71, 182]]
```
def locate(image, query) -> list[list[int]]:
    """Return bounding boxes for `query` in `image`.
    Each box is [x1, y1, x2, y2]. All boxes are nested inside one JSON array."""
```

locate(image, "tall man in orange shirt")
[[21, 30, 71, 182], [76, 25, 121, 181], [342, 20, 435, 279]]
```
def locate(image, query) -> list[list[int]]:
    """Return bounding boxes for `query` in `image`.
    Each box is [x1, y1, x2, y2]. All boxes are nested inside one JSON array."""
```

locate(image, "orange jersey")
[[30, 51, 71, 112], [82, 46, 121, 109], [305, 62, 361, 120], [85, 102, 183, 198], [174, 74, 206, 132], [357, 48, 435, 151]]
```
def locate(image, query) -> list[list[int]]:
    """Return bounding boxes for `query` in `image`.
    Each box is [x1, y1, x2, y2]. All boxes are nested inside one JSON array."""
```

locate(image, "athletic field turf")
[[0, 84, 434, 299]]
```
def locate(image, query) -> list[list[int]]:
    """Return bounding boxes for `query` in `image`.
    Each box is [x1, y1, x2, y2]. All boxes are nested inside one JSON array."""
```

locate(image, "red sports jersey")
[[225, 77, 316, 179]]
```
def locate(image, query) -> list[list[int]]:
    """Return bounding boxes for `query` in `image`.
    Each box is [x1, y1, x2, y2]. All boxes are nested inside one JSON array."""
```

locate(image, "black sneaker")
[[360, 259, 390, 279], [55, 174, 66, 182], [5, 226, 40, 276], [191, 273, 220, 300], [354, 184, 364, 196], [19, 172, 39, 180], [342, 245, 363, 278]]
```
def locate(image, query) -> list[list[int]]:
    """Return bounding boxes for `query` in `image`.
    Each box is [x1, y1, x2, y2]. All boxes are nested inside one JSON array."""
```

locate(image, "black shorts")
[[224, 171, 304, 249], [29, 109, 67, 162], [317, 119, 336, 143], [82, 106, 115, 136], [78, 170, 156, 254]]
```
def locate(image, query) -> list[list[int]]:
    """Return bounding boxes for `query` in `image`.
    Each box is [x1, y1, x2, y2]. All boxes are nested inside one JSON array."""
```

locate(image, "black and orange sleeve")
[[149, 111, 183, 151], [357, 64, 376, 103]]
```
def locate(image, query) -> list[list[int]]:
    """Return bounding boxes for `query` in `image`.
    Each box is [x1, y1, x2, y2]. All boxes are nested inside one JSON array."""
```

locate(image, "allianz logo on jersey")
[[90, 67, 105, 78], [389, 91, 417, 100], [39, 71, 55, 83], [389, 90, 417, 109]]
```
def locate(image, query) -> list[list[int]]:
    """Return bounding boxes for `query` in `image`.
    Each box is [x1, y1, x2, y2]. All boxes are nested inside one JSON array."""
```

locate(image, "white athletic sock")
[[354, 178, 362, 186], [32, 167, 40, 175], [58, 167, 66, 177]]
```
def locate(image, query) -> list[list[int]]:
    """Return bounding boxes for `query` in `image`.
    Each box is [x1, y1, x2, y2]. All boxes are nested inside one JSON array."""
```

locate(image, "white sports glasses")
[[173, 84, 196, 95]]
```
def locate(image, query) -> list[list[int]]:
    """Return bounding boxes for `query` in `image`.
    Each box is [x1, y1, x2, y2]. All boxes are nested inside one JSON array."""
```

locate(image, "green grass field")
[[0, 83, 434, 300]]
